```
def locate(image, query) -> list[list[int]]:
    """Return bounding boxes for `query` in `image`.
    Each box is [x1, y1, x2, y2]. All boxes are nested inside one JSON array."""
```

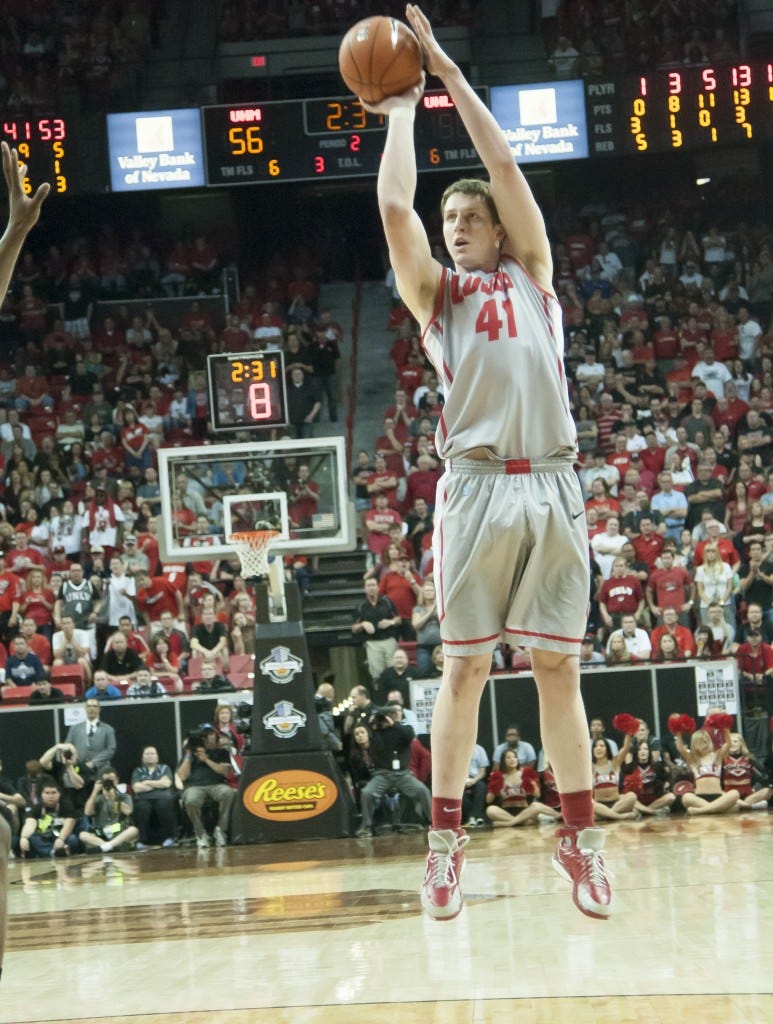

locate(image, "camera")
[[62, 749, 74, 760], [185, 729, 208, 750], [102, 778, 115, 791], [368, 707, 395, 730], [315, 694, 332, 713]]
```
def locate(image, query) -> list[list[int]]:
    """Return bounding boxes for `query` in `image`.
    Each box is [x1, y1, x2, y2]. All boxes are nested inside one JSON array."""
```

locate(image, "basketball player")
[[0, 141, 49, 982], [363, 5, 611, 921]]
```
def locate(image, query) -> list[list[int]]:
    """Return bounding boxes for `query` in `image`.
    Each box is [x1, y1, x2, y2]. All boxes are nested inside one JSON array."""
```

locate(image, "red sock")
[[559, 789, 594, 830], [432, 797, 462, 831]]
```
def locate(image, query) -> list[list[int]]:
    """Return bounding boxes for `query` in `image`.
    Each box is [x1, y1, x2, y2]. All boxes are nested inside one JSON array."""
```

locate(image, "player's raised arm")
[[0, 141, 50, 305], [368, 77, 441, 330], [406, 3, 552, 289]]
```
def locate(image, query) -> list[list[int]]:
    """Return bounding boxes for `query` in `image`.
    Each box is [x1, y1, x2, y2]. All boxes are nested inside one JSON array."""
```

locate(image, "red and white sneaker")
[[420, 828, 469, 921], [552, 826, 613, 919]]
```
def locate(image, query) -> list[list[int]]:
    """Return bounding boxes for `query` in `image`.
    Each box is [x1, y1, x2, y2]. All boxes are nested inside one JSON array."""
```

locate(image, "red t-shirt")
[[597, 575, 643, 614], [736, 642, 773, 676], [160, 562, 189, 594], [136, 577, 181, 620], [633, 533, 664, 568], [379, 570, 420, 619], [366, 508, 403, 556], [20, 588, 55, 626], [648, 566, 692, 609], [650, 623, 695, 656]]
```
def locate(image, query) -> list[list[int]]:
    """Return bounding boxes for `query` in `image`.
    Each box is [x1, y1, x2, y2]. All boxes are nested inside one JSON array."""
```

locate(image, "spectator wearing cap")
[[121, 534, 150, 577], [580, 634, 605, 667]]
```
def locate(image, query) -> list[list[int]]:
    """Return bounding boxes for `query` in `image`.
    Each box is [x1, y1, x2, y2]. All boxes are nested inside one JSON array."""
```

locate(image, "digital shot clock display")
[[207, 351, 288, 431]]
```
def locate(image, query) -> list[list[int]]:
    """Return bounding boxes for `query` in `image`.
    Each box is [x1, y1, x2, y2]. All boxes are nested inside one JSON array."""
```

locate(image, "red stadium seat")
[[51, 664, 86, 695]]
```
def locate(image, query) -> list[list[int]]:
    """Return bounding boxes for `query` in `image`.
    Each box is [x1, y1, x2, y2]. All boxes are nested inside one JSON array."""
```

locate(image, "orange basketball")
[[338, 16, 423, 105]]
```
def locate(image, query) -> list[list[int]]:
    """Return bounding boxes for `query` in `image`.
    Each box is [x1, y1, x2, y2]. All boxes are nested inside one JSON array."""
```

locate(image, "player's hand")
[[360, 74, 425, 116], [406, 4, 453, 77], [2, 141, 50, 236]]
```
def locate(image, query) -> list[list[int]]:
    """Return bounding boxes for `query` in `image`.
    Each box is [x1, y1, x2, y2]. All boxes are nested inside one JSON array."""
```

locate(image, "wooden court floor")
[[4, 813, 772, 1023]]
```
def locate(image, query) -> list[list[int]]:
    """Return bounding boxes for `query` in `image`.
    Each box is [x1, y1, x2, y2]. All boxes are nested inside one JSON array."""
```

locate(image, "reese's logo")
[[243, 769, 338, 822]]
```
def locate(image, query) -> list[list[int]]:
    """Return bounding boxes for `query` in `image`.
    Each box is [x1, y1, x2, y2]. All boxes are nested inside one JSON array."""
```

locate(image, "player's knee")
[[443, 653, 491, 696]]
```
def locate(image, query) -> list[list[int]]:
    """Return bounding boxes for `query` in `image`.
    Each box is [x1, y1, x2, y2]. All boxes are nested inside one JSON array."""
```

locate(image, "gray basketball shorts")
[[432, 458, 589, 657]]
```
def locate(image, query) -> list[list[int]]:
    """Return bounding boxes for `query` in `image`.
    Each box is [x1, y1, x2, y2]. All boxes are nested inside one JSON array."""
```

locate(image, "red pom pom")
[[680, 714, 696, 734], [704, 712, 733, 731], [613, 712, 640, 736], [668, 713, 686, 735], [487, 770, 504, 796], [521, 766, 540, 794], [622, 769, 643, 796]]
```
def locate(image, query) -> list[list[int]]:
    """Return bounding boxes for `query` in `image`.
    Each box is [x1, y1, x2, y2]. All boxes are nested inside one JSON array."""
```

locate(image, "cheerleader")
[[592, 733, 637, 820], [620, 740, 675, 815], [672, 718, 740, 815], [722, 733, 771, 810], [485, 749, 561, 828]]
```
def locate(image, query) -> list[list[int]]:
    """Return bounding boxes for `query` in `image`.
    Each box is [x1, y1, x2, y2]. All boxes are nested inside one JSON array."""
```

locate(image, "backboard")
[[157, 436, 354, 564]]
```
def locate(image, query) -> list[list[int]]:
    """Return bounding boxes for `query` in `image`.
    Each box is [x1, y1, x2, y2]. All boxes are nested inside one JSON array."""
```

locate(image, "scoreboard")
[[202, 88, 486, 186], [586, 62, 773, 157], [9, 63, 773, 196]]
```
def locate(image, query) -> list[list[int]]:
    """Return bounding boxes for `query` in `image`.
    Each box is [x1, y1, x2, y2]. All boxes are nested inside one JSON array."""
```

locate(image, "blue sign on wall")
[[107, 108, 205, 191], [490, 80, 589, 163]]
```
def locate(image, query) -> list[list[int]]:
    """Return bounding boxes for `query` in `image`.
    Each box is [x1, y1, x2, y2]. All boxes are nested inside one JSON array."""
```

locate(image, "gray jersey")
[[422, 256, 577, 461]]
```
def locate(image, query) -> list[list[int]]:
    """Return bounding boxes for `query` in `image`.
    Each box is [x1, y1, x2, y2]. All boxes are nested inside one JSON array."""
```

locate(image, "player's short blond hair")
[[440, 178, 500, 224]]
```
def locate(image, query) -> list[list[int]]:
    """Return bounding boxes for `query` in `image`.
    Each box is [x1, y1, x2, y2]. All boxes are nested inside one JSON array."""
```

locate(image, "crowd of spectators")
[[545, 0, 741, 78], [0, 0, 159, 113], [217, 0, 481, 43]]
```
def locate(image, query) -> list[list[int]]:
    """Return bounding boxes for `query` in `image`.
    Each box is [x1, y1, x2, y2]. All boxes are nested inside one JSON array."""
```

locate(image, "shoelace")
[[578, 847, 614, 885], [429, 834, 469, 888]]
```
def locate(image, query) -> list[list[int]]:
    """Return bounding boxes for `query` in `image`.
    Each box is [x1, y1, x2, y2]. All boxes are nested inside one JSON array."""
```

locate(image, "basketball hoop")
[[229, 530, 279, 579]]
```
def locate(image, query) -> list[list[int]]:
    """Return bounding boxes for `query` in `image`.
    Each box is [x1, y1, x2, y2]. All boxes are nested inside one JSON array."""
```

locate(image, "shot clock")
[[1, 117, 72, 195], [207, 351, 289, 432]]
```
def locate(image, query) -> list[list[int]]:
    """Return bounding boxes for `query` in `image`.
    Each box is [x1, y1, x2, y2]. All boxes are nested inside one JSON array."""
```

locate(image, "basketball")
[[338, 16, 423, 105]]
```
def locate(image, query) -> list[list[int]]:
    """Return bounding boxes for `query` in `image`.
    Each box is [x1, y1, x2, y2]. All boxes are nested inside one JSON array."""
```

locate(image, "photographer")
[[78, 767, 138, 854], [356, 708, 431, 838], [177, 725, 235, 850], [38, 741, 95, 816]]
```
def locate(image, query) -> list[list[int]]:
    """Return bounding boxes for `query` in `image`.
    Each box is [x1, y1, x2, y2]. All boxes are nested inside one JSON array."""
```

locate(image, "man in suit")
[[65, 698, 117, 773]]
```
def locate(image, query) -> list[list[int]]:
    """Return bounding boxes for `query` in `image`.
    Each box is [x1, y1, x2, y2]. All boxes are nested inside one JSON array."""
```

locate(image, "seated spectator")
[[51, 614, 92, 683], [699, 602, 735, 656], [734, 603, 773, 647], [78, 768, 138, 854], [491, 725, 537, 771], [84, 669, 123, 702], [19, 616, 52, 668], [131, 746, 178, 850], [18, 778, 79, 859], [177, 726, 235, 849], [190, 607, 230, 669], [580, 634, 606, 667], [126, 667, 169, 699], [651, 633, 685, 663], [605, 633, 636, 665], [147, 635, 183, 692], [151, 610, 191, 670], [192, 661, 236, 694], [28, 677, 66, 704], [100, 634, 142, 685], [650, 606, 696, 658], [606, 614, 652, 661], [462, 743, 489, 828], [3, 635, 47, 689]]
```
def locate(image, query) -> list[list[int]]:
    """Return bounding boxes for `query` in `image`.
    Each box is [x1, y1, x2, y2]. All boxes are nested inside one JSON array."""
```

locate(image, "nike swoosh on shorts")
[[572, 511, 585, 519]]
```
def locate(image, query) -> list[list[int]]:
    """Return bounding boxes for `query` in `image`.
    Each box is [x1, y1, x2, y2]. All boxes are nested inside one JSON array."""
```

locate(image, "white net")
[[228, 530, 279, 579]]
